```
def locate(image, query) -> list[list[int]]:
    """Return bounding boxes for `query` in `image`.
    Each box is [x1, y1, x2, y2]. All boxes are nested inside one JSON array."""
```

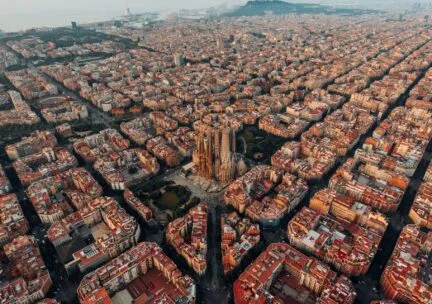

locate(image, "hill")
[[225, 0, 380, 17]]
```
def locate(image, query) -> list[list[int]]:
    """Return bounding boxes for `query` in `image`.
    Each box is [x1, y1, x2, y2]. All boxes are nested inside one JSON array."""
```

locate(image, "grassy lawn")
[[157, 191, 181, 210]]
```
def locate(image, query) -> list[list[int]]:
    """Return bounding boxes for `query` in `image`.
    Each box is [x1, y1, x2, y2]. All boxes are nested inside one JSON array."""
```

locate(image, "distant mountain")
[[225, 0, 380, 17]]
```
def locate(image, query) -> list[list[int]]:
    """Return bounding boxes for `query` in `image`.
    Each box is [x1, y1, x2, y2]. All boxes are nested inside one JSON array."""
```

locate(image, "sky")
[[0, 0, 238, 32]]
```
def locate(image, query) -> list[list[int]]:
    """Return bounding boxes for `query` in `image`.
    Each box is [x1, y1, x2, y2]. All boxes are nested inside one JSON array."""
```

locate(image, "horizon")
[[0, 0, 239, 32], [0, 0, 429, 32]]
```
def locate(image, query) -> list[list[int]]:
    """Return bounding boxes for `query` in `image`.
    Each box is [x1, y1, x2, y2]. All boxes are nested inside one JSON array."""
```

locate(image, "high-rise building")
[[192, 116, 238, 185], [174, 53, 185, 67]]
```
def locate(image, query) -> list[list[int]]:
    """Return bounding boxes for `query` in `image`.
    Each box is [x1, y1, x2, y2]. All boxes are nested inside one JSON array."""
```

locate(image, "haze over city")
[[0, 0, 233, 32], [0, 0, 430, 31]]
